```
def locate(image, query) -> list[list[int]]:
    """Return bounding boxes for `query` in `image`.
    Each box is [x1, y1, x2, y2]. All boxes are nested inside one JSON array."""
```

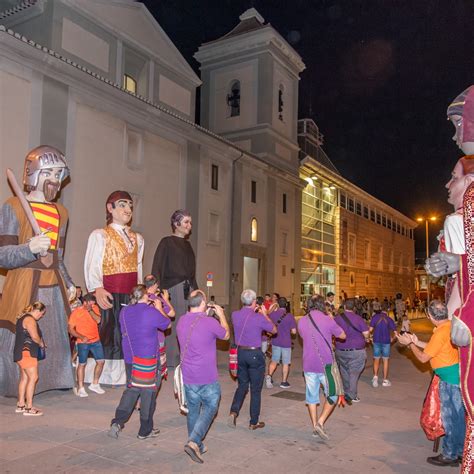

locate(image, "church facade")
[[0, 0, 415, 311]]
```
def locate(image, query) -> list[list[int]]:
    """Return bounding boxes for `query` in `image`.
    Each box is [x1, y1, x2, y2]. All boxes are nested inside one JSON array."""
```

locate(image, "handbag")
[[420, 374, 445, 440], [122, 308, 158, 389], [174, 315, 202, 414], [229, 311, 252, 378], [308, 314, 345, 406], [37, 345, 46, 361], [159, 344, 168, 380]]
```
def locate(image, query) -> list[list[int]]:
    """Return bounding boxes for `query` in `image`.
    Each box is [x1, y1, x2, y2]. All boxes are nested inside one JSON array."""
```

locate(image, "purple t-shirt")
[[334, 310, 368, 350], [177, 311, 226, 385], [298, 310, 344, 373], [370, 312, 396, 344], [120, 303, 171, 364], [232, 307, 274, 347], [148, 294, 171, 344], [270, 308, 296, 348]]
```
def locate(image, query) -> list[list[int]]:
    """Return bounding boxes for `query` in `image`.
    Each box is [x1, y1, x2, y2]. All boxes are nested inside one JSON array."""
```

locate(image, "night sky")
[[143, 0, 473, 260]]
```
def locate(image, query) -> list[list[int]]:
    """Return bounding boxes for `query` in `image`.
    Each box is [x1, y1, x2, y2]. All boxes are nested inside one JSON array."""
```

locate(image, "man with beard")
[[0, 146, 75, 396], [152, 210, 197, 368], [426, 85, 474, 469], [84, 191, 143, 385]]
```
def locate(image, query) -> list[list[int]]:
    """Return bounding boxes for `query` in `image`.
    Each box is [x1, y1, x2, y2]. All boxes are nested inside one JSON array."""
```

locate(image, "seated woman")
[[13, 302, 46, 416]]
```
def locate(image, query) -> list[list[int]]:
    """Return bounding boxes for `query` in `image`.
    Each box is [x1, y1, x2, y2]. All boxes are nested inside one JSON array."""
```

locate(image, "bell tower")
[[195, 8, 305, 176]]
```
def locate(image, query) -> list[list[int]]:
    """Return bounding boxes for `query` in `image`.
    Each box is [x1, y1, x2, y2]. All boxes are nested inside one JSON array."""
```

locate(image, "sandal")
[[15, 404, 25, 413], [23, 407, 43, 416]]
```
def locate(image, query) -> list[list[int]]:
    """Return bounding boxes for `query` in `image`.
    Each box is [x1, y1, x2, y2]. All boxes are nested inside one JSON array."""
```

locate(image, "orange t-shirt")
[[69, 305, 101, 343], [424, 321, 459, 370]]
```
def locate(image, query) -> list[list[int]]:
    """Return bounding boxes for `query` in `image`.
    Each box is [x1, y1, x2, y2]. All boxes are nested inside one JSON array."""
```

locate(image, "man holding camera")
[[228, 289, 276, 430], [176, 290, 229, 464]]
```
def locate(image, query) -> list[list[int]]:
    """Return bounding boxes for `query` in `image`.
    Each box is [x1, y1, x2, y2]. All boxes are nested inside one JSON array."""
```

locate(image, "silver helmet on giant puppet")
[[23, 145, 69, 191]]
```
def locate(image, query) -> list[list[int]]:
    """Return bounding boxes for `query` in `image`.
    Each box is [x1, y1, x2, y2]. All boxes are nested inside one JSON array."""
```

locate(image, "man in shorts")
[[266, 297, 297, 388], [369, 303, 397, 387], [68, 293, 105, 397]]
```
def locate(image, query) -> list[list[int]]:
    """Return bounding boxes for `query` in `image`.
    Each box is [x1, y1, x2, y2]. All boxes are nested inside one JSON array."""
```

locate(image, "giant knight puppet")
[[84, 191, 143, 385], [426, 85, 474, 472], [0, 146, 75, 396]]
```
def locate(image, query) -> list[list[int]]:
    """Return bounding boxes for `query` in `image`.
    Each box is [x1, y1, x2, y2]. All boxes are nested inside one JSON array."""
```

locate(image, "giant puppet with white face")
[[425, 85, 474, 471], [84, 191, 144, 385], [0, 146, 76, 396]]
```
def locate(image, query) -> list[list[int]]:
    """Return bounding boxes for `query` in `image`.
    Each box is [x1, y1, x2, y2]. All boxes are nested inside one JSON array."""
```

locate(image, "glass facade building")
[[300, 173, 337, 305]]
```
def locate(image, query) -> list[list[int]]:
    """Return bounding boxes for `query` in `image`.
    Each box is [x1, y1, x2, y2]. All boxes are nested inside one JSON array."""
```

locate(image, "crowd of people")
[[2, 84, 474, 469]]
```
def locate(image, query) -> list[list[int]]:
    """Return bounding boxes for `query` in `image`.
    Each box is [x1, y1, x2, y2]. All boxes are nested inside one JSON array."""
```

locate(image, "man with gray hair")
[[228, 289, 276, 430], [398, 300, 466, 467]]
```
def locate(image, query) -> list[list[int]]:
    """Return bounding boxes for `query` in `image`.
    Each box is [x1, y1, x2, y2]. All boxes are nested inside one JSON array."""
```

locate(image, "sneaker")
[[137, 428, 160, 440], [200, 444, 208, 455], [312, 423, 329, 440], [279, 381, 291, 389], [382, 379, 392, 387], [108, 422, 121, 439], [75, 387, 88, 397], [89, 383, 105, 394], [184, 441, 204, 464], [372, 376, 378, 388], [265, 375, 273, 389], [352, 396, 361, 403]]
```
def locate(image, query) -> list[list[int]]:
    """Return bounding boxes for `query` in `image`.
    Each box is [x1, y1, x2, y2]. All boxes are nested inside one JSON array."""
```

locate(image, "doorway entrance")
[[243, 256, 259, 294]]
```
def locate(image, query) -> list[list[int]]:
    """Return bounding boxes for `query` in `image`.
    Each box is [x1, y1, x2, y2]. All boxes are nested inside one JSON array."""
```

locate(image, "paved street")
[[0, 319, 452, 473]]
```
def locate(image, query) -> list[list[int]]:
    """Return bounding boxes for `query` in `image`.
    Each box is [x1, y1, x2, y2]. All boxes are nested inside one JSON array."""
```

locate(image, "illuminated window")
[[251, 218, 258, 242], [123, 74, 137, 94]]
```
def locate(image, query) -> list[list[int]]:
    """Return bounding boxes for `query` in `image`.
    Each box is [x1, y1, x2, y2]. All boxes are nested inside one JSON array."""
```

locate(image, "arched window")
[[227, 80, 240, 117], [123, 74, 137, 94], [251, 218, 258, 242], [278, 84, 284, 121]]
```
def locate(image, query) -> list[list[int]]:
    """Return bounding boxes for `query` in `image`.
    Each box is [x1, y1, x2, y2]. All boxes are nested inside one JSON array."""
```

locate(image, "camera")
[[207, 304, 218, 319]]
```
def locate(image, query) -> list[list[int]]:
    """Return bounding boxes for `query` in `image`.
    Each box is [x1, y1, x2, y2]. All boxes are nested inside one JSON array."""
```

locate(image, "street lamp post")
[[416, 216, 437, 306]]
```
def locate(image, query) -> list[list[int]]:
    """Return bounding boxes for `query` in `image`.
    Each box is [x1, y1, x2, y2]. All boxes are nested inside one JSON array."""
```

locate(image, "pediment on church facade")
[[71, 0, 201, 86]]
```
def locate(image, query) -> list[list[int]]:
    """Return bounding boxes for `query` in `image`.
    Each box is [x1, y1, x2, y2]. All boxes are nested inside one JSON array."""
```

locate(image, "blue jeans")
[[77, 341, 105, 364], [185, 381, 221, 448], [230, 349, 265, 425], [439, 380, 466, 460]]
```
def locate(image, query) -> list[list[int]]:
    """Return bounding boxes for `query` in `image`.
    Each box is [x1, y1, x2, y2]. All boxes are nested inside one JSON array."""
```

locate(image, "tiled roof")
[[0, 0, 38, 20]]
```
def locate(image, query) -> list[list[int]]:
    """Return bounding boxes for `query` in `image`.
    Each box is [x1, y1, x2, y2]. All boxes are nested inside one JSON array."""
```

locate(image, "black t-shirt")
[[151, 235, 197, 290]]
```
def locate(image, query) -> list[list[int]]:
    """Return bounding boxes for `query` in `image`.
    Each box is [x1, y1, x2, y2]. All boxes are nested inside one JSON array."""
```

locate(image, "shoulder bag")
[[122, 307, 158, 389], [174, 315, 202, 414], [229, 311, 252, 378], [308, 313, 345, 406]]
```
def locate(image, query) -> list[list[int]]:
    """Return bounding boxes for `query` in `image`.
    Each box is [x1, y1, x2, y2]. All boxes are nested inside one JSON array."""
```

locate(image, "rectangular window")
[[211, 164, 219, 191], [382, 214, 387, 227], [340, 193, 347, 208], [348, 233, 356, 264], [370, 209, 376, 222], [363, 206, 369, 219], [348, 198, 355, 213], [251, 180, 257, 203], [282, 193, 287, 214], [356, 202, 362, 216], [376, 211, 381, 225], [387, 218, 392, 230]]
